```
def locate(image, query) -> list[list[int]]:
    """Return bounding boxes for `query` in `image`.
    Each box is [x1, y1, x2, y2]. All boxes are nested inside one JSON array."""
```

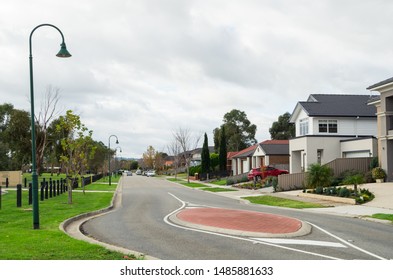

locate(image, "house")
[[189, 146, 215, 166], [226, 151, 239, 175], [230, 140, 289, 176], [230, 144, 258, 176], [289, 94, 378, 173], [367, 77, 393, 181]]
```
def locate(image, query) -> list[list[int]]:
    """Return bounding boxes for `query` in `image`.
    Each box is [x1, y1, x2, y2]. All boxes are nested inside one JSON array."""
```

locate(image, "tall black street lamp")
[[29, 24, 71, 229], [108, 135, 119, 185]]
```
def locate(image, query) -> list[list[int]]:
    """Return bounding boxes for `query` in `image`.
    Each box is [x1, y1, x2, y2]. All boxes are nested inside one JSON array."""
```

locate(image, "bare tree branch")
[[173, 127, 201, 183]]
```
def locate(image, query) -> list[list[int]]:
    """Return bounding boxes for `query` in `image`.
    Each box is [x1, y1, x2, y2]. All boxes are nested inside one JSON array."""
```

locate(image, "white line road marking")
[[251, 238, 347, 248], [165, 193, 341, 260], [307, 221, 387, 260], [165, 193, 388, 260]]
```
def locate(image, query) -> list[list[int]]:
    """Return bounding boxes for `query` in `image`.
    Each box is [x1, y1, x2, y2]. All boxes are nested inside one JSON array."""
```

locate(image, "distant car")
[[126, 171, 132, 176], [247, 166, 288, 181], [136, 169, 142, 175], [146, 170, 156, 177]]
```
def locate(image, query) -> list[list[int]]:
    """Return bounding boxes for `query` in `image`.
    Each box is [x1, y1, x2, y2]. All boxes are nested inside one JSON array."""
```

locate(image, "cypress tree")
[[201, 133, 210, 173]]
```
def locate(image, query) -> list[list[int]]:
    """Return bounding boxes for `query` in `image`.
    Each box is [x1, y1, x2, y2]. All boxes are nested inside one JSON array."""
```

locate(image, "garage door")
[[343, 150, 370, 158]]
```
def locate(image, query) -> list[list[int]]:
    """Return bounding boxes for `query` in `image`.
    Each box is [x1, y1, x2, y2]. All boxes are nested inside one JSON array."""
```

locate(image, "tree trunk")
[[67, 177, 73, 204]]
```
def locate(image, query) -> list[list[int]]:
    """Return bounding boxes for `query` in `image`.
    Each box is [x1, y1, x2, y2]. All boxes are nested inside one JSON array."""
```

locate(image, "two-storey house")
[[367, 77, 393, 181], [289, 94, 378, 173]]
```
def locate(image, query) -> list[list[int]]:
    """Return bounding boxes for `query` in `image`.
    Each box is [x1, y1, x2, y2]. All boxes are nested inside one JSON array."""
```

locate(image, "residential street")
[[80, 175, 393, 260]]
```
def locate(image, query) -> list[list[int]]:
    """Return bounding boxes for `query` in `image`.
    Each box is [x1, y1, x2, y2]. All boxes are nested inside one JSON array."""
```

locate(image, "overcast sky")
[[1, 0, 392, 158]]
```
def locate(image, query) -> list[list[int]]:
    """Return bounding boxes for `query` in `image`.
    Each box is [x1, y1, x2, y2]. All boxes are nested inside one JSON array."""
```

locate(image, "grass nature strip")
[[371, 213, 393, 223], [243, 195, 327, 209], [201, 187, 237, 192], [0, 187, 135, 260]]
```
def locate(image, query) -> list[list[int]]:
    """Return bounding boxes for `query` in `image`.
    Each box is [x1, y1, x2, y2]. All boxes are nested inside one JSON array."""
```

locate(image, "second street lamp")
[[108, 135, 119, 185], [29, 23, 71, 229]]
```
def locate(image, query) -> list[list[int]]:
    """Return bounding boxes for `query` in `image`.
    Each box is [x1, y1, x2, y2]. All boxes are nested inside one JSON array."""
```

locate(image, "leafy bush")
[[341, 173, 365, 194], [226, 175, 249, 185], [315, 186, 324, 194], [306, 163, 333, 189], [226, 178, 234, 185], [188, 165, 201, 176], [372, 167, 386, 180], [325, 186, 338, 195], [338, 187, 350, 197], [370, 157, 379, 170], [332, 169, 361, 186]]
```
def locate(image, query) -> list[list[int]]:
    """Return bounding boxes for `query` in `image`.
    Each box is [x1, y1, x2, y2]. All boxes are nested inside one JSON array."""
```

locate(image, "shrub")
[[370, 157, 379, 170], [325, 186, 338, 195], [338, 187, 350, 197], [240, 175, 249, 183], [271, 177, 278, 191], [226, 178, 234, 185], [306, 163, 333, 189], [371, 167, 386, 180], [332, 169, 360, 186], [315, 186, 324, 194], [188, 165, 202, 176], [341, 173, 365, 194], [364, 171, 374, 183]]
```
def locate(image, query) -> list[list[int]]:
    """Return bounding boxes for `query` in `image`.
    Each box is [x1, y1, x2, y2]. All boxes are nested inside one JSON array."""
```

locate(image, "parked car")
[[146, 170, 156, 177], [126, 171, 132, 176], [247, 166, 288, 181], [136, 169, 142, 175]]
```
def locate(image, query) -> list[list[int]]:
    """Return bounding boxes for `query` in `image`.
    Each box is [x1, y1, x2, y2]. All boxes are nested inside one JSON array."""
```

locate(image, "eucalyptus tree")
[[214, 109, 257, 152]]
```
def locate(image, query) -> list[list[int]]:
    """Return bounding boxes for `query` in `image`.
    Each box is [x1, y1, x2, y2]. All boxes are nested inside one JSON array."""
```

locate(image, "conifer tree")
[[201, 133, 210, 173]]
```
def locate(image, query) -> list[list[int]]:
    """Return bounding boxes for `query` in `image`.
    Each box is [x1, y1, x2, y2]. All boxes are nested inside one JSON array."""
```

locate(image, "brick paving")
[[176, 207, 302, 234]]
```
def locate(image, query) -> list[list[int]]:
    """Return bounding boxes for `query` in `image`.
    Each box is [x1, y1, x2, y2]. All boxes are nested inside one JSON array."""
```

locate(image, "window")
[[299, 118, 308, 135], [319, 120, 337, 133]]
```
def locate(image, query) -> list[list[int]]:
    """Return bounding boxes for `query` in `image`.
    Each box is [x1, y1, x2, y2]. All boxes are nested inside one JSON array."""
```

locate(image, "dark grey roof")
[[190, 146, 215, 154], [367, 77, 393, 90], [260, 143, 289, 155], [299, 94, 377, 117]]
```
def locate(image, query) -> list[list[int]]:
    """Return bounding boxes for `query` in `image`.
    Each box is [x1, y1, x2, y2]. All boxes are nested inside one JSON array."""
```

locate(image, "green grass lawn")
[[166, 178, 184, 182], [243, 195, 327, 209], [0, 184, 135, 260], [181, 182, 210, 188], [201, 187, 238, 192], [371, 213, 393, 223], [166, 177, 210, 188], [210, 179, 227, 186]]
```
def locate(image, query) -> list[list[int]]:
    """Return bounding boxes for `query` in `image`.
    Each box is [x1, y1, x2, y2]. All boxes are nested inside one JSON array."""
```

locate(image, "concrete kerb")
[[59, 178, 158, 260]]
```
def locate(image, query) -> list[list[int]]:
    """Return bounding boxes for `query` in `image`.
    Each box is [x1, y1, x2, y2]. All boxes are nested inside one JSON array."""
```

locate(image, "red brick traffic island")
[[176, 207, 304, 235]]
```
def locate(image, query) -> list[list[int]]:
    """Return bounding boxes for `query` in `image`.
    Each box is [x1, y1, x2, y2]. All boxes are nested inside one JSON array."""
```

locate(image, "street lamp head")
[[56, 42, 72, 58], [116, 139, 119, 144]]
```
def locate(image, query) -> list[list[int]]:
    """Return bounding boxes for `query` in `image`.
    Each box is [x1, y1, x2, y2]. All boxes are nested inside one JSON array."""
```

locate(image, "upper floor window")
[[319, 120, 337, 133], [299, 118, 308, 136]]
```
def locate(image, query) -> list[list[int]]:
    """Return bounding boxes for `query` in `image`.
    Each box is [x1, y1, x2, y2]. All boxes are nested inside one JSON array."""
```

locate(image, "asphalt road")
[[82, 175, 393, 260]]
